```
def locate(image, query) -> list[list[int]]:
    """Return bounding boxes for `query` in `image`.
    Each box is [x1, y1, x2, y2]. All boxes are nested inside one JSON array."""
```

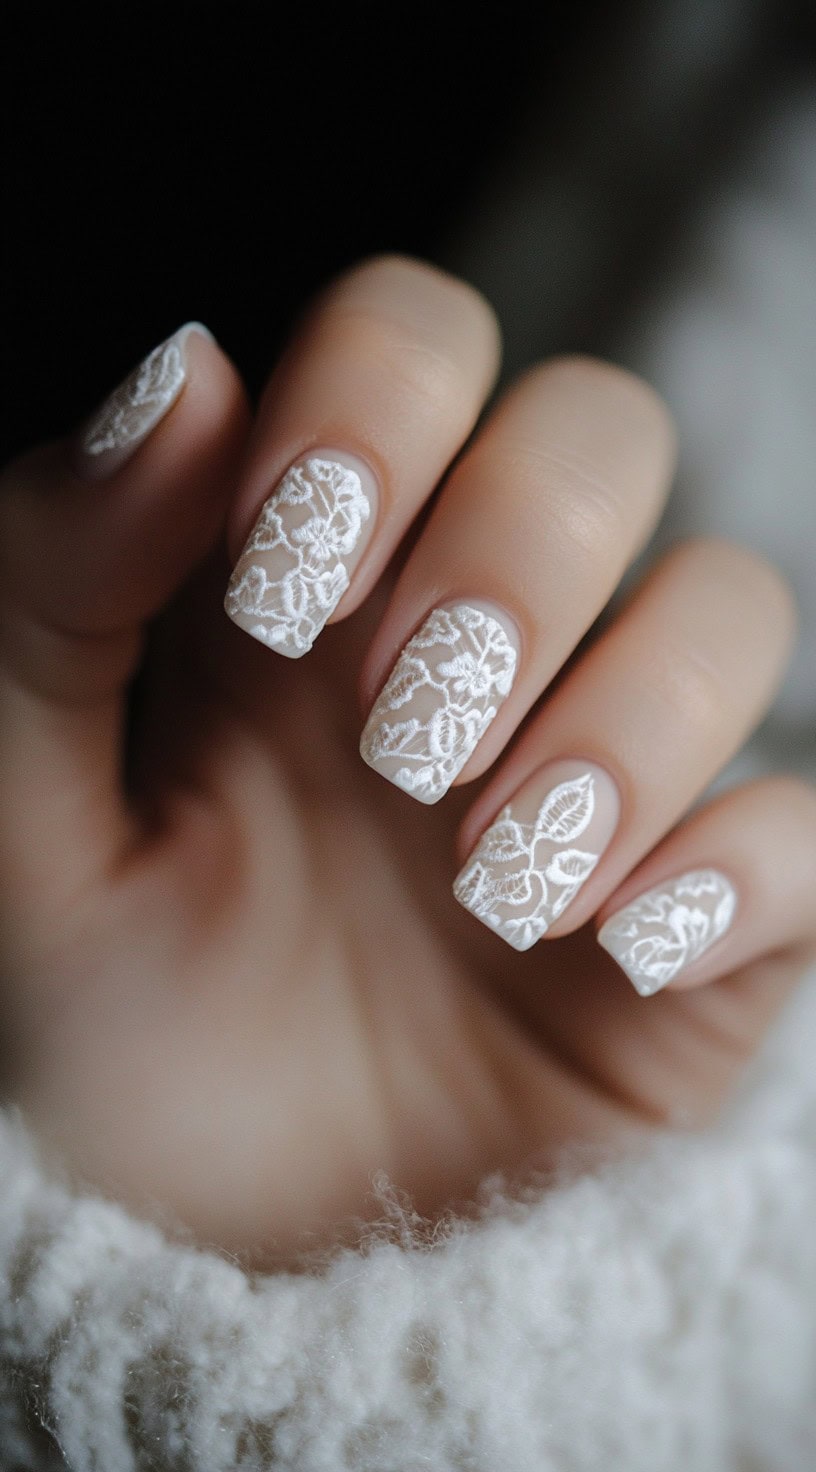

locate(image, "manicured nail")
[[454, 760, 619, 950], [360, 600, 519, 803], [74, 322, 213, 481], [598, 868, 737, 996], [224, 451, 377, 658]]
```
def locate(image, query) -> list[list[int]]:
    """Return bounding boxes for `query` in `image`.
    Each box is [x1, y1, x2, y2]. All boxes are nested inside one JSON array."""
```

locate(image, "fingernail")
[[74, 321, 213, 481], [224, 451, 377, 658], [360, 600, 519, 803], [597, 868, 737, 996], [454, 760, 619, 950]]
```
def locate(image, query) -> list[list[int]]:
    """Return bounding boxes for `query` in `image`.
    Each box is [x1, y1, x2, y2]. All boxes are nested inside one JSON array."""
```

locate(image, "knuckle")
[[671, 537, 798, 637], [540, 446, 629, 552], [321, 253, 501, 388], [332, 311, 481, 424], [526, 354, 677, 448], [498, 439, 630, 556], [755, 775, 816, 828], [338, 253, 500, 338], [736, 545, 798, 640], [650, 637, 734, 734]]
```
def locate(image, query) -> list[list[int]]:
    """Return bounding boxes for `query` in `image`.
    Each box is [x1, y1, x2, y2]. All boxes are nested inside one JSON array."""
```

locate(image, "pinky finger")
[[597, 777, 816, 999]]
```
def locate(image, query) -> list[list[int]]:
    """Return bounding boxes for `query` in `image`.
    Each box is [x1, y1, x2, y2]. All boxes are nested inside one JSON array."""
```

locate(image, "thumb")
[[0, 324, 250, 942]]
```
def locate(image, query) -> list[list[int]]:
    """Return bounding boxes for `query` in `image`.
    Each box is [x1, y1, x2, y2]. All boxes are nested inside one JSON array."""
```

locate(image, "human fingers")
[[576, 779, 816, 1127], [594, 777, 816, 999], [0, 325, 249, 932], [223, 255, 501, 657], [453, 540, 795, 953], [358, 355, 675, 803]]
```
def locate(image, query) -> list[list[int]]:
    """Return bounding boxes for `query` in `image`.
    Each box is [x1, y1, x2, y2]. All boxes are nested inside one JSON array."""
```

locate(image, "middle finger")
[[359, 356, 676, 803]]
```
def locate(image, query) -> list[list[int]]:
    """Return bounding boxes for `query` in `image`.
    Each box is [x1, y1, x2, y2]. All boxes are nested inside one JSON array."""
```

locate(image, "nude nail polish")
[[454, 759, 619, 950], [74, 321, 212, 481], [359, 599, 519, 803], [224, 451, 377, 657], [598, 868, 737, 996]]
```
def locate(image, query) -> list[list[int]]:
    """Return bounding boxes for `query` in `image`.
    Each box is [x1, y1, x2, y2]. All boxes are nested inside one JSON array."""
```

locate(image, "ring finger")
[[453, 538, 795, 953]]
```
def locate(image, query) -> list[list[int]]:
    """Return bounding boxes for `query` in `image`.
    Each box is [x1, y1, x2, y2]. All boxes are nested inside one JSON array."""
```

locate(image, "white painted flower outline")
[[83, 339, 186, 455], [361, 605, 518, 800], [601, 870, 736, 987], [226, 457, 371, 654]]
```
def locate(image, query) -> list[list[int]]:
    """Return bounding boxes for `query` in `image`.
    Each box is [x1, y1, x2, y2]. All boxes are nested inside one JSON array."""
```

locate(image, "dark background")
[[3, 0, 815, 465]]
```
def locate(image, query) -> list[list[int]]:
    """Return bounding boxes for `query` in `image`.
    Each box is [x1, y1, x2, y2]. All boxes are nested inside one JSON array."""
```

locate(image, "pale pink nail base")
[[225, 450, 377, 659], [75, 322, 212, 481], [359, 599, 520, 803], [598, 869, 737, 996], [454, 759, 619, 950]]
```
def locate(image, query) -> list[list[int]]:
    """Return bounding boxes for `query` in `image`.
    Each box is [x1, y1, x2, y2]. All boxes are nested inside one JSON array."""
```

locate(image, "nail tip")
[[72, 326, 195, 481], [597, 867, 736, 996], [224, 606, 312, 659], [176, 319, 217, 346], [452, 885, 540, 952], [630, 972, 667, 998], [359, 750, 445, 803], [597, 937, 659, 996]]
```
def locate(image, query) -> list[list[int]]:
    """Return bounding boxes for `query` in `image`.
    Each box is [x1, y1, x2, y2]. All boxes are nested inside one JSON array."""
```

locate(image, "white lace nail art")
[[455, 765, 619, 951], [598, 868, 737, 996], [224, 454, 375, 658], [360, 602, 518, 803], [77, 322, 209, 479]]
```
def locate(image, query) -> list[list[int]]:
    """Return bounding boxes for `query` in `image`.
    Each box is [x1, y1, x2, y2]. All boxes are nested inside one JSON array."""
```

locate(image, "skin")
[[1, 257, 814, 1269]]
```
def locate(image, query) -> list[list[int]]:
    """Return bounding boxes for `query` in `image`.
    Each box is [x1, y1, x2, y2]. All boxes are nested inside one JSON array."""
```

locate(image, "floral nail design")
[[79, 331, 190, 464], [360, 604, 518, 803], [598, 868, 736, 996], [454, 773, 600, 950], [225, 457, 372, 657]]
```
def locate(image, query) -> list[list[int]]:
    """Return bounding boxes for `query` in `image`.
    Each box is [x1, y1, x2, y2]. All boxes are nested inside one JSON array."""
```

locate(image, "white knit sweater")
[[2, 971, 816, 1471], [2, 71, 815, 1472]]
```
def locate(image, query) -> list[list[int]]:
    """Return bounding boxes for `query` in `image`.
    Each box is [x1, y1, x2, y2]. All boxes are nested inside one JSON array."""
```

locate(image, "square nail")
[[454, 760, 619, 950], [597, 868, 737, 996], [75, 321, 212, 481], [359, 600, 519, 803], [224, 451, 376, 657]]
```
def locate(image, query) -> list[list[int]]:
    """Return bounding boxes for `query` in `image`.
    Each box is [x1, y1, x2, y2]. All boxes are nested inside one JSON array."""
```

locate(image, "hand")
[[2, 257, 814, 1266]]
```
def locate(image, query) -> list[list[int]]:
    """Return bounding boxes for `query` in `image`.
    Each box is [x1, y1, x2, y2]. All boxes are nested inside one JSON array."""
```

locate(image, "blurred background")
[[4, 0, 815, 776]]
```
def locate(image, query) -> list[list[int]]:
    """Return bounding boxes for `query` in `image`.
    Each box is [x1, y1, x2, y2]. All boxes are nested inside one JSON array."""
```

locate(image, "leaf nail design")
[[360, 604, 518, 803], [545, 848, 598, 886], [454, 769, 608, 951], [597, 869, 737, 996], [534, 774, 595, 842]]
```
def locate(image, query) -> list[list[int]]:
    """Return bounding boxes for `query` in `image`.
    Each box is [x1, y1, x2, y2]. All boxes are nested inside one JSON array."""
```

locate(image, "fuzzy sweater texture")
[[2, 63, 816, 1472]]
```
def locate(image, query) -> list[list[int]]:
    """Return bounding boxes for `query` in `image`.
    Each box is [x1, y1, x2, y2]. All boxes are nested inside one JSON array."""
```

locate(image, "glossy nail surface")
[[454, 760, 619, 950], [225, 451, 376, 658], [75, 321, 211, 480], [360, 600, 519, 803], [598, 868, 737, 996]]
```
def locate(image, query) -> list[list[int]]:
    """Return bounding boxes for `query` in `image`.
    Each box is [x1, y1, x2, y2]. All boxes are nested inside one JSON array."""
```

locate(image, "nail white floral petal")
[[360, 603, 518, 803], [77, 322, 211, 479], [598, 868, 736, 996], [225, 456, 374, 658]]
